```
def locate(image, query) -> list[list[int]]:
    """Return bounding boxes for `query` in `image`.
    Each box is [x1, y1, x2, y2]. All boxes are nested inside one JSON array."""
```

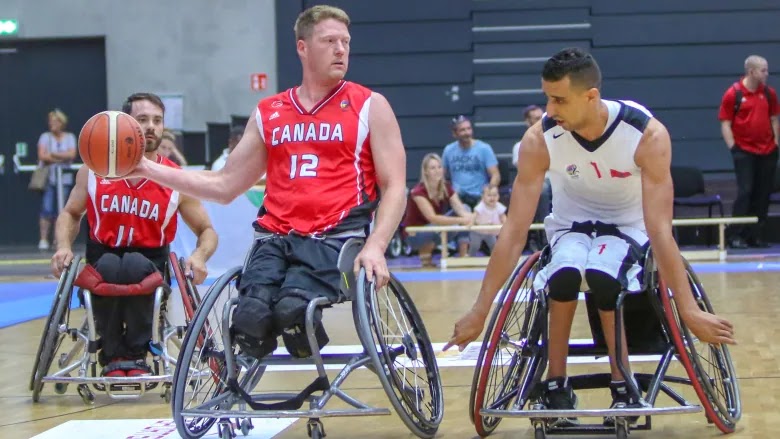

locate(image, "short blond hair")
[[48, 109, 68, 126], [294, 5, 350, 40]]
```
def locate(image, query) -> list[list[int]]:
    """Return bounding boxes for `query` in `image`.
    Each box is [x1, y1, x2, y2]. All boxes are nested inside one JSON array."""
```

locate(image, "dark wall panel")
[[304, 0, 471, 22], [348, 53, 472, 86], [375, 84, 474, 117], [672, 140, 733, 171], [601, 77, 733, 110], [473, 9, 590, 27], [592, 11, 780, 47], [473, 0, 590, 11], [351, 21, 471, 55], [592, 0, 778, 15], [398, 117, 457, 148]]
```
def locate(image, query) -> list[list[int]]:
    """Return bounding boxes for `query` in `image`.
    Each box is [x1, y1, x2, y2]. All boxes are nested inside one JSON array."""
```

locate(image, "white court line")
[[262, 340, 667, 372], [32, 418, 295, 439]]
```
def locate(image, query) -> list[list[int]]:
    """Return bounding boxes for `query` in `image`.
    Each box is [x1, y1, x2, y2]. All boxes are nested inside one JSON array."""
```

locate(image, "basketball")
[[78, 111, 145, 178]]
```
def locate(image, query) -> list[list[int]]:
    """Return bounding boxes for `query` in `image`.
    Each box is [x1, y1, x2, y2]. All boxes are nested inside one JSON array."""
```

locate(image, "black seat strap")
[[228, 375, 329, 411]]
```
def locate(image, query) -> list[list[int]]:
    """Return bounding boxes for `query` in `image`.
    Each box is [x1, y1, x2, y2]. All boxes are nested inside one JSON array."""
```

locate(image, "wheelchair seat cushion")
[[75, 265, 164, 297]]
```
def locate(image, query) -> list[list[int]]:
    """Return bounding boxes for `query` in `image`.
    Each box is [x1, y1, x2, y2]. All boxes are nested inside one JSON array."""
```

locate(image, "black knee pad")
[[273, 289, 329, 358], [232, 285, 274, 340], [93, 253, 122, 284], [585, 269, 622, 311], [119, 252, 158, 284], [547, 267, 582, 302]]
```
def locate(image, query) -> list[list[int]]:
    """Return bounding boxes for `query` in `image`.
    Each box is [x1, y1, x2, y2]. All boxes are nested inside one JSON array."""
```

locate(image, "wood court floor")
[[2, 262, 779, 438]]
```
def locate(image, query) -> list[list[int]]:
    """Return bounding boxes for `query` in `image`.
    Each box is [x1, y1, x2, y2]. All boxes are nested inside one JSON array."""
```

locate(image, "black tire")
[[655, 256, 741, 433], [470, 252, 547, 437], [31, 256, 81, 402], [355, 270, 443, 438], [386, 231, 403, 259], [172, 266, 242, 439]]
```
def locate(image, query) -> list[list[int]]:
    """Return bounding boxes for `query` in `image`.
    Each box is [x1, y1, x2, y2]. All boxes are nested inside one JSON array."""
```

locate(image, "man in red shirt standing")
[[719, 55, 780, 248], [128, 5, 407, 359]]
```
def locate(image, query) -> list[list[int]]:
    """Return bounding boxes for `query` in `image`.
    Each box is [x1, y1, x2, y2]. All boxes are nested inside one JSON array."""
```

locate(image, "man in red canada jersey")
[[128, 5, 407, 359], [51, 93, 217, 377]]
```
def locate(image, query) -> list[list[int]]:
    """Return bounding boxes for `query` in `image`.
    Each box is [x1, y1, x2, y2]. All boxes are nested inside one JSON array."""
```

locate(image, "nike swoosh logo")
[[553, 132, 564, 139]]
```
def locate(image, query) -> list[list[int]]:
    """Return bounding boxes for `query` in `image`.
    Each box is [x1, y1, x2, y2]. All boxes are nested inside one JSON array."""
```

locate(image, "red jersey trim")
[[288, 81, 347, 115]]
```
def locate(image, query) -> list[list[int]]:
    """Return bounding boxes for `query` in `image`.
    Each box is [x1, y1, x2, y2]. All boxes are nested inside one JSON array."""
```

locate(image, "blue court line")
[[3, 261, 780, 329]]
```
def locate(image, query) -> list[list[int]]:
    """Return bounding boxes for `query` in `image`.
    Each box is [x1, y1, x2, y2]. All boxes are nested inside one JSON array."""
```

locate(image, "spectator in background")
[[469, 185, 507, 256], [442, 115, 500, 208], [719, 55, 780, 248], [211, 126, 244, 171], [405, 153, 474, 267], [37, 109, 77, 250], [513, 105, 551, 250], [159, 129, 188, 166]]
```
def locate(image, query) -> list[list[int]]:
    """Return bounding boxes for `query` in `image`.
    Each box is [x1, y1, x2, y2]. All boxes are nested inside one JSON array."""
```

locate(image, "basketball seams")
[[107, 111, 118, 178], [78, 111, 143, 178]]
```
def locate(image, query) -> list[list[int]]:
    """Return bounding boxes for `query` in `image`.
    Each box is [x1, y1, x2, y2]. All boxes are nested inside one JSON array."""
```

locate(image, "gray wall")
[[0, 0, 278, 130]]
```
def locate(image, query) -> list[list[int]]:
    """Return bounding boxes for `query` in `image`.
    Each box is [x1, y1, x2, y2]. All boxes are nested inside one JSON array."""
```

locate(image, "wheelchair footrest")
[[43, 374, 173, 385], [480, 405, 701, 419], [181, 407, 392, 419]]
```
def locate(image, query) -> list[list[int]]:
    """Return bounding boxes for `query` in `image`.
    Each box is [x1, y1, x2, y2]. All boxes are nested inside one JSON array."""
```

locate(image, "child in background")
[[469, 185, 507, 256]]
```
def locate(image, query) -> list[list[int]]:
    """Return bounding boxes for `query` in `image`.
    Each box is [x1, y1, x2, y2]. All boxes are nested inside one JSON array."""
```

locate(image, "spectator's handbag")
[[28, 165, 50, 191]]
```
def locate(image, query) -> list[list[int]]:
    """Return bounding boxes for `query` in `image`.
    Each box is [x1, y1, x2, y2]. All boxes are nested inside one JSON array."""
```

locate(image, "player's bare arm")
[[51, 166, 89, 276], [444, 122, 549, 351], [134, 109, 267, 204], [353, 92, 407, 286], [636, 118, 735, 345], [177, 194, 218, 284]]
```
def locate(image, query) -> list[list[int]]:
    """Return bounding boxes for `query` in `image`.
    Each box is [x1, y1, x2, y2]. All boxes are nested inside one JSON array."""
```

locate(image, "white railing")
[[406, 217, 759, 268]]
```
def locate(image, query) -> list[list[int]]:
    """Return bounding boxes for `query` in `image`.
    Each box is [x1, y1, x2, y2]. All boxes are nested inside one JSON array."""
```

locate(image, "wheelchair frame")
[[171, 238, 444, 439], [30, 252, 201, 404], [470, 248, 741, 439]]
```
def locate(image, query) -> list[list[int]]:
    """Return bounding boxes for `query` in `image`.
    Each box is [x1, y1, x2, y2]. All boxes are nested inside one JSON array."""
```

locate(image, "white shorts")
[[532, 222, 649, 293]]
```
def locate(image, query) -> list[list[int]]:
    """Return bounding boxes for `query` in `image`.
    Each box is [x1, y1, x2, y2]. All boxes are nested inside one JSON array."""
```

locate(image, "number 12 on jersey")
[[290, 154, 319, 179]]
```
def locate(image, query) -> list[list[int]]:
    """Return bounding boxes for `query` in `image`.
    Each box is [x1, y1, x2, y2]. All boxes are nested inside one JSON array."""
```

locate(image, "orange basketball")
[[78, 111, 145, 178]]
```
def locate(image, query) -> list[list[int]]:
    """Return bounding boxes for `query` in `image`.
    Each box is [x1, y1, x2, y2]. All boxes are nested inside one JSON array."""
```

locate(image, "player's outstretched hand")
[[51, 248, 74, 278], [681, 308, 736, 345], [354, 241, 390, 288], [185, 254, 208, 285], [443, 309, 487, 352]]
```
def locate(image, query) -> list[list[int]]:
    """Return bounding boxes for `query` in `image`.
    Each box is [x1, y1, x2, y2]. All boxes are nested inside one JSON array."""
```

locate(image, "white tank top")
[[542, 99, 652, 231]]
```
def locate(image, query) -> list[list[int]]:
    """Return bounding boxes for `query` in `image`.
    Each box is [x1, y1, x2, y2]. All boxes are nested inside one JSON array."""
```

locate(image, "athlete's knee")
[[273, 288, 329, 358], [232, 285, 274, 338], [93, 253, 122, 284], [585, 269, 622, 311], [547, 267, 582, 302]]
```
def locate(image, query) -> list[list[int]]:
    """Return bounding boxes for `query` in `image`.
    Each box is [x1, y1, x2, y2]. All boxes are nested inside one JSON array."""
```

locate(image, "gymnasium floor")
[[1, 249, 778, 438]]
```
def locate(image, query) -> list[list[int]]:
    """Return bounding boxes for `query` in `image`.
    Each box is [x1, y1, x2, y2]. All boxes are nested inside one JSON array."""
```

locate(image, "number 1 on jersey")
[[290, 154, 319, 179], [590, 161, 602, 179], [115, 225, 135, 246]]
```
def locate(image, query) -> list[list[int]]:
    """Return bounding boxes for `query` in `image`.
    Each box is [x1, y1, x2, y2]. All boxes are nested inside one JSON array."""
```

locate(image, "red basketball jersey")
[[255, 80, 378, 235], [86, 155, 180, 248]]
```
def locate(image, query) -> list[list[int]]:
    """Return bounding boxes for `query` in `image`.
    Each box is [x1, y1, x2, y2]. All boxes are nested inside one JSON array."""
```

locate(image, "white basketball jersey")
[[543, 99, 652, 231]]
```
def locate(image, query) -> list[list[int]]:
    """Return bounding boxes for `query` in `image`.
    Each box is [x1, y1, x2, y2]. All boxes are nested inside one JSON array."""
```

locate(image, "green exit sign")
[[0, 19, 18, 36]]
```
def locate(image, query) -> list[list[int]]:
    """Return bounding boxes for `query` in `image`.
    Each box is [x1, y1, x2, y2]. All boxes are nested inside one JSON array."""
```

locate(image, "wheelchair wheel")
[[172, 266, 245, 439], [31, 256, 81, 401], [656, 257, 741, 433], [170, 252, 202, 324], [355, 271, 444, 438], [471, 252, 547, 437]]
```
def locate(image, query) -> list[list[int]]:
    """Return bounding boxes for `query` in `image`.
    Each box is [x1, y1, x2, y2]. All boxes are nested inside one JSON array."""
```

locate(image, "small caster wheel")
[[307, 419, 326, 438], [218, 420, 235, 439], [239, 418, 253, 436], [54, 382, 68, 394], [58, 353, 69, 367], [77, 384, 94, 405], [161, 386, 172, 403], [533, 423, 546, 439], [616, 420, 629, 439]]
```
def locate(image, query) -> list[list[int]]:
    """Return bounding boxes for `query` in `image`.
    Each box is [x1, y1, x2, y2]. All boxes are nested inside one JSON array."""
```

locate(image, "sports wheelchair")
[[470, 247, 741, 438], [30, 252, 201, 404], [170, 238, 444, 439]]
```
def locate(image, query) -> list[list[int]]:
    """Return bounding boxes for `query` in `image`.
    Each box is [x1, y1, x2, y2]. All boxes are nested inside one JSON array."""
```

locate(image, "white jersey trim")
[[158, 190, 180, 247], [87, 171, 102, 243], [255, 108, 264, 144]]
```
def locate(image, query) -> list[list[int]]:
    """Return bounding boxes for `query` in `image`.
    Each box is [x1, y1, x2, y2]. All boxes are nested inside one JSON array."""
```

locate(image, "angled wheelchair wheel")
[[470, 252, 547, 437], [31, 256, 82, 401], [656, 257, 741, 433], [169, 252, 202, 324], [172, 266, 247, 439], [355, 271, 444, 438]]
